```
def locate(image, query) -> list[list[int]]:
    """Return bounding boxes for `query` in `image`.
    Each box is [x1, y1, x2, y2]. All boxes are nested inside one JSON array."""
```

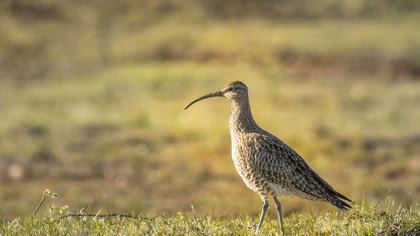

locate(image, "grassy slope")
[[1, 203, 418, 235], [2, 8, 420, 79]]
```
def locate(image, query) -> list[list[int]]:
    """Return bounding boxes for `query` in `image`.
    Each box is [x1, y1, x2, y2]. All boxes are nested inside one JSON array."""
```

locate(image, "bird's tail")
[[327, 190, 353, 210]]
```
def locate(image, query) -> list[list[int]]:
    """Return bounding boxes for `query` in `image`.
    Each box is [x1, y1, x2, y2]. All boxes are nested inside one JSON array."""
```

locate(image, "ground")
[[0, 0, 419, 230], [1, 201, 418, 235]]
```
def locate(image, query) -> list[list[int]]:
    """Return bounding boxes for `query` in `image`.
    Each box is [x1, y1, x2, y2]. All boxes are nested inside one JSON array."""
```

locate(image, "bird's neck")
[[229, 99, 258, 133]]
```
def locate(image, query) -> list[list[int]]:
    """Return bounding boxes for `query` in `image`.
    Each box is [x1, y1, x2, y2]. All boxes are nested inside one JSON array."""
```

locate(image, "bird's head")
[[184, 81, 248, 110]]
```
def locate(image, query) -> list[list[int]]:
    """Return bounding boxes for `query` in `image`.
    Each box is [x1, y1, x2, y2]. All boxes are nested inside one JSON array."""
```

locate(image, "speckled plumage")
[[229, 94, 351, 208], [185, 81, 352, 234]]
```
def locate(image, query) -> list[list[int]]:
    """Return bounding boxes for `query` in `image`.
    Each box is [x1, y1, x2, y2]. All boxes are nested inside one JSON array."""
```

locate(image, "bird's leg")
[[255, 199, 269, 234], [273, 196, 285, 235]]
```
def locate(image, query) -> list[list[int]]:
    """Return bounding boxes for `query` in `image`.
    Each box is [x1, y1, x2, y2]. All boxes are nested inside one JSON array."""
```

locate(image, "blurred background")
[[0, 0, 419, 220]]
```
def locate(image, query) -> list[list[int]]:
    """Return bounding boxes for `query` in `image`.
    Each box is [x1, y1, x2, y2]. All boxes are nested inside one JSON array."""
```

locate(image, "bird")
[[184, 81, 352, 235]]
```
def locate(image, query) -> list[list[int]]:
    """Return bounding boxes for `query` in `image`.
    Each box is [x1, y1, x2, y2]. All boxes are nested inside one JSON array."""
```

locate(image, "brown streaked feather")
[[225, 81, 247, 88], [254, 135, 352, 210]]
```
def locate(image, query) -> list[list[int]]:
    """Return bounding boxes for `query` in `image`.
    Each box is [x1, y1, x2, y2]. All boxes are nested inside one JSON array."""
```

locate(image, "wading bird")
[[184, 81, 352, 235]]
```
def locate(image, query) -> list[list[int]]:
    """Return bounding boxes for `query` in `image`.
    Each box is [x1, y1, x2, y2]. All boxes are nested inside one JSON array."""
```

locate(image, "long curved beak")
[[184, 91, 223, 110]]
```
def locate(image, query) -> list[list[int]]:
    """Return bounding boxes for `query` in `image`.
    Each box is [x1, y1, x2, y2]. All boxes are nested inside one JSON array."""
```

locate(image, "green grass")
[[1, 201, 418, 235], [0, 0, 419, 228]]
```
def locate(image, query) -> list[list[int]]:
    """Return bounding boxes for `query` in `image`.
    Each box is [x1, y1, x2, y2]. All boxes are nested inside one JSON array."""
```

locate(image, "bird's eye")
[[227, 87, 234, 92]]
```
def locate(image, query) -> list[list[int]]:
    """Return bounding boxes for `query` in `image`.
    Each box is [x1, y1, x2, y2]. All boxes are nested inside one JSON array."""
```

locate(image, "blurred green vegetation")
[[2, 0, 420, 80], [0, 0, 419, 220]]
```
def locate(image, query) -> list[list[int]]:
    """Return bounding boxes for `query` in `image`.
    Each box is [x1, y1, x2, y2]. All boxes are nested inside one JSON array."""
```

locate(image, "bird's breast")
[[230, 132, 242, 170], [230, 131, 260, 190]]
